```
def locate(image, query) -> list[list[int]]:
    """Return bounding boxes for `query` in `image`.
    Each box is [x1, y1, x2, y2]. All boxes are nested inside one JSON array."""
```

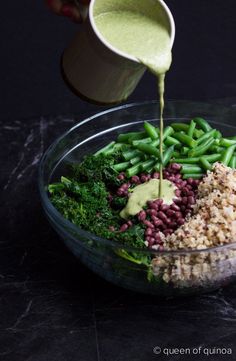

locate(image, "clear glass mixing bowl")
[[39, 100, 236, 297]]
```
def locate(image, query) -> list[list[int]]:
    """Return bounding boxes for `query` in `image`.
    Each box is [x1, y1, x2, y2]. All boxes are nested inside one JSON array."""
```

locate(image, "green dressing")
[[94, 1, 173, 206], [94, 10, 172, 75], [120, 179, 176, 219]]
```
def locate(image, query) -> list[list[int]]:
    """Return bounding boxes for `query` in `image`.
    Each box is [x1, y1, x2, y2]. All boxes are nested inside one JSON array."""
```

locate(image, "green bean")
[[183, 173, 204, 179], [202, 153, 221, 163], [172, 151, 181, 158], [114, 143, 131, 151], [130, 156, 142, 165], [214, 138, 221, 145], [117, 131, 145, 143], [181, 165, 203, 174], [188, 137, 215, 157], [188, 120, 196, 138], [173, 132, 196, 148], [171, 123, 189, 132], [136, 143, 159, 157], [147, 165, 155, 173], [220, 138, 236, 147], [144, 121, 159, 140], [154, 162, 160, 171], [128, 132, 148, 142], [48, 183, 65, 193], [113, 161, 130, 172], [195, 129, 217, 145], [122, 149, 143, 161], [215, 130, 222, 139], [163, 126, 174, 140], [141, 158, 156, 171], [126, 162, 143, 178], [150, 139, 160, 147], [163, 145, 175, 167], [100, 148, 117, 156], [196, 129, 205, 138], [165, 136, 181, 147], [193, 117, 212, 132], [181, 147, 189, 155], [229, 155, 236, 169], [221, 144, 236, 166], [210, 145, 225, 153], [171, 123, 203, 138], [101, 143, 130, 156], [132, 137, 152, 146], [200, 157, 212, 171], [171, 157, 200, 164], [94, 141, 115, 156]]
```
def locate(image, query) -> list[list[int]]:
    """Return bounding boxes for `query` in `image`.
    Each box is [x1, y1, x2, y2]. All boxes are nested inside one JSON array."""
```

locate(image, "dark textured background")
[[1, 0, 236, 120], [1, 1, 236, 361]]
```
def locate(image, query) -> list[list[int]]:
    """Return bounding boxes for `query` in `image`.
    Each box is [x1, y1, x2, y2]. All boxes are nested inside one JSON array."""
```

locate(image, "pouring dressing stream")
[[94, 2, 173, 197]]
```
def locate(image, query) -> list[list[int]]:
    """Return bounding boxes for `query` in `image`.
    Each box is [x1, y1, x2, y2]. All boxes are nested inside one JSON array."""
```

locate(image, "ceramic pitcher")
[[62, 0, 175, 105]]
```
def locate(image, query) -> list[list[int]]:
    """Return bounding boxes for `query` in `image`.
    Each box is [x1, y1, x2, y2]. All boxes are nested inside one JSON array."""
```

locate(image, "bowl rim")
[[38, 100, 236, 256]]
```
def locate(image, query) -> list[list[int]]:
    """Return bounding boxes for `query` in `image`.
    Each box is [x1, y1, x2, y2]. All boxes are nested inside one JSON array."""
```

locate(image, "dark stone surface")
[[1, 0, 236, 360]]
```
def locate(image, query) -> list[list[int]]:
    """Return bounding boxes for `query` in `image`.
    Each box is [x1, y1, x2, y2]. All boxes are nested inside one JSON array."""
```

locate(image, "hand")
[[46, 0, 90, 23]]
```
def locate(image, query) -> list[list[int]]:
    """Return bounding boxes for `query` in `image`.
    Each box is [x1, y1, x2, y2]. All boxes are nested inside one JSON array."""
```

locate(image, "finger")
[[61, 4, 82, 23], [45, 0, 63, 14]]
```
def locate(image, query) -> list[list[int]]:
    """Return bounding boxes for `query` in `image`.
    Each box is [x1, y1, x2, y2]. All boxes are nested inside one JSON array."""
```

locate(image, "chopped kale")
[[70, 153, 122, 187], [48, 151, 153, 281]]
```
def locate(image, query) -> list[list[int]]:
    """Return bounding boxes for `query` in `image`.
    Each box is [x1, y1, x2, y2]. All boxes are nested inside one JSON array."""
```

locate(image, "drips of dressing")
[[94, 4, 174, 211], [120, 179, 176, 219]]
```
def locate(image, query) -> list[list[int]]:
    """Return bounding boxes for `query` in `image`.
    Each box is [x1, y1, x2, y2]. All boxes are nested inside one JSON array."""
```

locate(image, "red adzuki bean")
[[154, 219, 163, 227], [157, 211, 168, 222], [151, 215, 159, 222], [188, 196, 195, 205], [175, 211, 183, 219], [148, 237, 156, 246], [152, 172, 160, 179], [141, 175, 148, 183], [145, 228, 153, 236], [143, 220, 155, 229], [175, 189, 181, 197], [177, 218, 185, 226], [117, 174, 125, 181], [173, 198, 182, 205], [160, 204, 169, 212], [169, 221, 177, 229], [182, 197, 188, 205], [163, 229, 173, 236], [171, 163, 182, 171], [130, 175, 140, 184], [171, 204, 181, 211], [148, 202, 158, 210], [120, 224, 128, 232], [138, 210, 146, 221], [166, 209, 175, 217], [147, 209, 158, 216]]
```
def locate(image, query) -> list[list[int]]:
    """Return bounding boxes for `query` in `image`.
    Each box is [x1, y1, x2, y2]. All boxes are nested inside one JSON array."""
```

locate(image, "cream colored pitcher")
[[62, 0, 175, 105]]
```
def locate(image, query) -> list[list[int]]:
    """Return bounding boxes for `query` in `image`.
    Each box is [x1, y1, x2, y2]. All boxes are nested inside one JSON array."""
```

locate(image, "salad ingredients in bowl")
[[39, 101, 236, 296]]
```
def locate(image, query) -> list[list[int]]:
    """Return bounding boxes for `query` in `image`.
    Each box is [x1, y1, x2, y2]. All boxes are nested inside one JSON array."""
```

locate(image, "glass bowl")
[[39, 100, 236, 297]]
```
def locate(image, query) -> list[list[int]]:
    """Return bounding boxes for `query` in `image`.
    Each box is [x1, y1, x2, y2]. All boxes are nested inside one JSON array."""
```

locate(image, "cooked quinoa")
[[152, 163, 236, 288], [165, 162, 236, 250]]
